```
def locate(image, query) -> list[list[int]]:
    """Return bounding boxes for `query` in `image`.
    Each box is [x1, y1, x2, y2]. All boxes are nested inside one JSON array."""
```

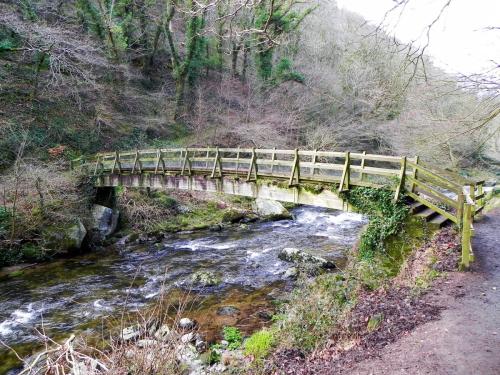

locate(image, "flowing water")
[[0, 207, 367, 373]]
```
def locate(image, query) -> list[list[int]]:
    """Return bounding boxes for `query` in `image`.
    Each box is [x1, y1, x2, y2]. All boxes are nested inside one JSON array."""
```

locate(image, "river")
[[0, 206, 367, 373]]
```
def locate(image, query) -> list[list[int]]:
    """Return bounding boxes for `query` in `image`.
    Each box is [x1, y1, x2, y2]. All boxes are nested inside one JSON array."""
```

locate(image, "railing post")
[[246, 147, 258, 182], [477, 182, 484, 213], [288, 148, 300, 187], [359, 151, 366, 182], [236, 147, 240, 175], [93, 154, 102, 176], [393, 156, 406, 202], [154, 149, 160, 174], [338, 151, 350, 192], [469, 183, 476, 219], [410, 155, 419, 193], [457, 191, 465, 229], [311, 149, 318, 176], [461, 202, 472, 269], [181, 148, 191, 176], [270, 147, 276, 175], [211, 147, 222, 178], [205, 148, 210, 170]]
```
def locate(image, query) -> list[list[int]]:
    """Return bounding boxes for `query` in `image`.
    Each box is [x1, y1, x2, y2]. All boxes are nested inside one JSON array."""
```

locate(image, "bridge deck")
[[72, 147, 486, 268]]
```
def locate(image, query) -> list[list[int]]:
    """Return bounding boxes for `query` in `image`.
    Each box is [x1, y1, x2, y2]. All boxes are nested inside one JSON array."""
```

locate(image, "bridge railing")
[[71, 147, 485, 267]]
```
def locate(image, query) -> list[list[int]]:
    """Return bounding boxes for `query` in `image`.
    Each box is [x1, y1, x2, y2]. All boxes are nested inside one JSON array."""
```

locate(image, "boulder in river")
[[283, 266, 299, 279], [43, 219, 87, 253], [191, 270, 222, 287], [252, 198, 291, 220], [121, 325, 142, 341], [278, 248, 336, 270], [216, 306, 240, 316], [91, 204, 119, 238], [154, 324, 171, 341], [179, 317, 197, 330]]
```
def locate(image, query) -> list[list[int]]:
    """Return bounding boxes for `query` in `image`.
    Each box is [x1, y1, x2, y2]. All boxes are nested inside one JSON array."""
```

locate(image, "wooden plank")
[[286, 161, 344, 171], [181, 149, 192, 176], [406, 191, 458, 223], [349, 165, 399, 176], [298, 150, 346, 158], [406, 175, 458, 208], [359, 151, 366, 182], [270, 147, 276, 174], [461, 203, 472, 268], [311, 149, 318, 176], [235, 147, 240, 175], [247, 148, 258, 182], [350, 153, 402, 162], [288, 148, 300, 187], [393, 156, 406, 202], [409, 156, 418, 193], [257, 148, 295, 155], [211, 147, 223, 178], [338, 152, 350, 192], [406, 160, 461, 192]]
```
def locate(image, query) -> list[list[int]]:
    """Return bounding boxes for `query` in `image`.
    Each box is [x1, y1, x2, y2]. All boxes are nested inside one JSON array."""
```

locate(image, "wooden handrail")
[[72, 147, 485, 269]]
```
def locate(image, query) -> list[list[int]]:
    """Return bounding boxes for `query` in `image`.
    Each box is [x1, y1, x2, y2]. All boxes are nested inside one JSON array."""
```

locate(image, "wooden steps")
[[409, 201, 451, 228]]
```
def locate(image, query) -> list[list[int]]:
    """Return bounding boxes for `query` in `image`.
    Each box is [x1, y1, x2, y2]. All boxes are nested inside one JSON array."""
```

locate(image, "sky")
[[336, 0, 500, 77]]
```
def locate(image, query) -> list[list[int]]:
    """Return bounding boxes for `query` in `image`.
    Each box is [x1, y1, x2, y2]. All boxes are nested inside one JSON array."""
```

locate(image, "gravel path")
[[344, 209, 500, 375]]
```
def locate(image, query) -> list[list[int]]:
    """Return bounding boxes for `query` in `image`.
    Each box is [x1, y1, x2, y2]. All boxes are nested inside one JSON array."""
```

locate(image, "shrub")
[[244, 329, 275, 360], [223, 326, 242, 350], [341, 187, 409, 259], [0, 206, 9, 237], [275, 273, 356, 350]]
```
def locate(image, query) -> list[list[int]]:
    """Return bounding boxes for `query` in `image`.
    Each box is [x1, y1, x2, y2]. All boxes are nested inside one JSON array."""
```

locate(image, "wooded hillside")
[[1, 0, 499, 170]]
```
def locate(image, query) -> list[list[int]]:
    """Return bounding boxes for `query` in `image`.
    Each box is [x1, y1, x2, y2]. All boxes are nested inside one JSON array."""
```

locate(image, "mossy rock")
[[191, 270, 222, 287], [221, 210, 246, 223], [43, 219, 87, 253]]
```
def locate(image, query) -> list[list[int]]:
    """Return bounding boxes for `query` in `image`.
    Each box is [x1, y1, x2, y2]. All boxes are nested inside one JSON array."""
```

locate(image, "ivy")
[[341, 187, 409, 259]]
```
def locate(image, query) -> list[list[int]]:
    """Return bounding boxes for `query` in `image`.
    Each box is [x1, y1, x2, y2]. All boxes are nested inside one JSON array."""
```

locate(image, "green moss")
[[367, 313, 384, 332], [153, 200, 237, 232], [341, 187, 410, 259]]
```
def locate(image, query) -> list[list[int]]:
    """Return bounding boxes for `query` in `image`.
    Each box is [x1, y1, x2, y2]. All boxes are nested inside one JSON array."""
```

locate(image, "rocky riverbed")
[[0, 206, 367, 374]]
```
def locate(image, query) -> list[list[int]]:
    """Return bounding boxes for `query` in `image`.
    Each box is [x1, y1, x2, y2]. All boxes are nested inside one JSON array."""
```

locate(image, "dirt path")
[[344, 209, 500, 375]]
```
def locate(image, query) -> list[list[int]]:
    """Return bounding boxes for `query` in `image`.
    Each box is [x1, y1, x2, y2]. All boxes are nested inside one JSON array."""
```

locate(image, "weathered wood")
[[288, 148, 300, 187], [235, 147, 240, 175], [338, 152, 350, 192], [406, 160, 461, 192], [406, 191, 458, 223], [77, 146, 479, 268], [393, 156, 406, 202], [131, 150, 141, 174], [246, 148, 258, 182], [406, 175, 458, 208], [359, 151, 366, 182], [93, 154, 102, 176], [181, 149, 192, 176], [461, 203, 472, 268], [211, 147, 223, 178], [311, 149, 318, 176], [154, 149, 161, 174], [409, 155, 418, 193], [270, 147, 276, 174]]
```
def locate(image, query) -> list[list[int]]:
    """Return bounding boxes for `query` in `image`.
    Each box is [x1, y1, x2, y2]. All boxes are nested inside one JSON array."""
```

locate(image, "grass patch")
[[244, 329, 275, 360]]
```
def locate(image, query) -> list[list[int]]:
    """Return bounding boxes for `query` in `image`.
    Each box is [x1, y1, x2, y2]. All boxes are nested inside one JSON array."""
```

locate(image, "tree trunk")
[[231, 42, 241, 77], [242, 41, 250, 81]]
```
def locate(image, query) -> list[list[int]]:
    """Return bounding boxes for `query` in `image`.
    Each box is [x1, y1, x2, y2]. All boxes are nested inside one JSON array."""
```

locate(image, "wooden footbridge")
[[72, 147, 486, 267]]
